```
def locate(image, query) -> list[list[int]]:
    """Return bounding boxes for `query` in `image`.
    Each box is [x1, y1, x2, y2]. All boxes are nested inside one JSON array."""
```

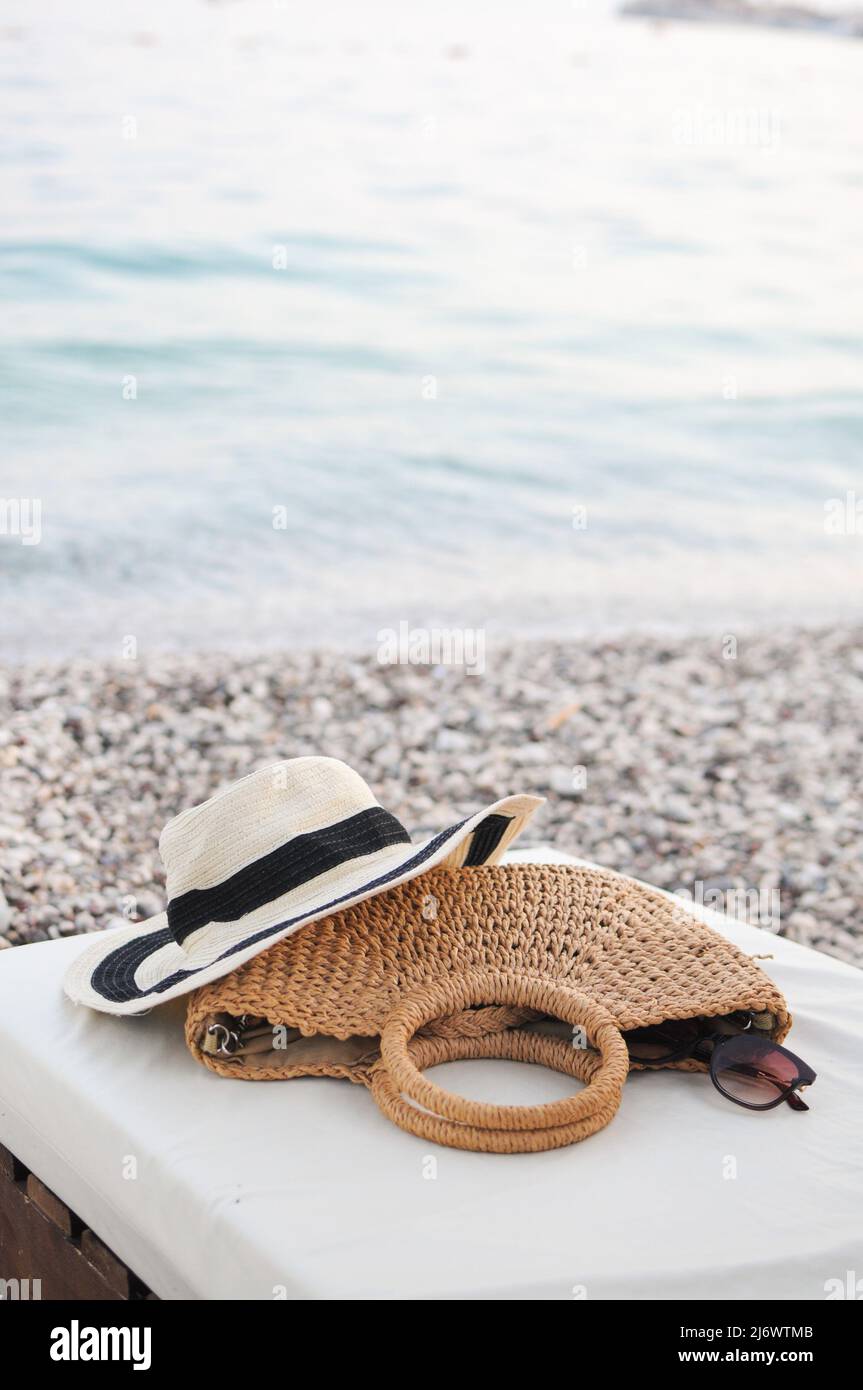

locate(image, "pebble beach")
[[1, 625, 861, 967]]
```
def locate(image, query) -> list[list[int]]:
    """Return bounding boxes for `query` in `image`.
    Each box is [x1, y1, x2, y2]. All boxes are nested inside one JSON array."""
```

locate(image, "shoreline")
[[3, 606, 861, 671], [2, 623, 861, 967]]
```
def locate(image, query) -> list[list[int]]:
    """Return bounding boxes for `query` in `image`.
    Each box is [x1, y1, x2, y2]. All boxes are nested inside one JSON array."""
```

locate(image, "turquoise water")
[[2, 0, 862, 659]]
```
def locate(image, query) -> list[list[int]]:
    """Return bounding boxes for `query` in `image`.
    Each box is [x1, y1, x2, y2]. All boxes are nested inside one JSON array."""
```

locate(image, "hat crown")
[[160, 757, 382, 901]]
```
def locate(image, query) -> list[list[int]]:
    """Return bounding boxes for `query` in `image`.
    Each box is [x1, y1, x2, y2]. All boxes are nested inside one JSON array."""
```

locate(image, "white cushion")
[[0, 846, 860, 1300]]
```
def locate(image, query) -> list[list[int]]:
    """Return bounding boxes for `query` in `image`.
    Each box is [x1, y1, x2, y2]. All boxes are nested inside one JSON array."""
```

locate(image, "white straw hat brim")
[[63, 794, 543, 1015]]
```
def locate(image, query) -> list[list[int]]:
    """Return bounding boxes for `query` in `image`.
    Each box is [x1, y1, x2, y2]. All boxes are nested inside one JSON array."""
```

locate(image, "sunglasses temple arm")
[[785, 1087, 809, 1112]]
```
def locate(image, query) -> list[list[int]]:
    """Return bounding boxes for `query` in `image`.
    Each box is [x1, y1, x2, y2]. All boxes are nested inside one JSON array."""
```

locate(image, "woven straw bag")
[[185, 864, 790, 1153]]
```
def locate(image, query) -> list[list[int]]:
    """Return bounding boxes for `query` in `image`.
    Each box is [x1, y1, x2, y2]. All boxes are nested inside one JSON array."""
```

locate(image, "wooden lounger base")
[[0, 1143, 157, 1301]]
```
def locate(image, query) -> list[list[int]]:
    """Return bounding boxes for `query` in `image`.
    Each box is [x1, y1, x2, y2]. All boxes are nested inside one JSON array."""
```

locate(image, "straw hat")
[[186, 863, 791, 1152], [63, 757, 542, 1015]]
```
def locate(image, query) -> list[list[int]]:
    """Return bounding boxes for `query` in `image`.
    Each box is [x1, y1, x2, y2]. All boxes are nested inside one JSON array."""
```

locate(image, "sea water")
[[1, 0, 861, 659]]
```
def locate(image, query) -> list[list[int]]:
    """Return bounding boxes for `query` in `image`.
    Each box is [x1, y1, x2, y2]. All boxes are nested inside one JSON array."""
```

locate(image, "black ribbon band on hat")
[[167, 806, 411, 945], [463, 813, 511, 866]]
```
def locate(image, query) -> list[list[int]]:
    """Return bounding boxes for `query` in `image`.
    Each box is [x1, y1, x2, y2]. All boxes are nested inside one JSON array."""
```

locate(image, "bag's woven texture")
[[186, 864, 790, 1153]]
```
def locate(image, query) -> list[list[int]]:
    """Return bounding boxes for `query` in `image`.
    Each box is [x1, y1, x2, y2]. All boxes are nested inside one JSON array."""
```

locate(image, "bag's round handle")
[[373, 970, 628, 1147], [371, 1026, 621, 1153]]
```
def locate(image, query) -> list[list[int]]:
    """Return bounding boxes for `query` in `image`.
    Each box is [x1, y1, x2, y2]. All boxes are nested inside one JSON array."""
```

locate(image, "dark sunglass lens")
[[625, 1018, 700, 1062], [712, 1036, 799, 1108]]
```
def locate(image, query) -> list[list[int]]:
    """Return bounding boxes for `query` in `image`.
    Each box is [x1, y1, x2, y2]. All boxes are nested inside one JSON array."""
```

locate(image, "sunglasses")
[[623, 1016, 816, 1112]]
